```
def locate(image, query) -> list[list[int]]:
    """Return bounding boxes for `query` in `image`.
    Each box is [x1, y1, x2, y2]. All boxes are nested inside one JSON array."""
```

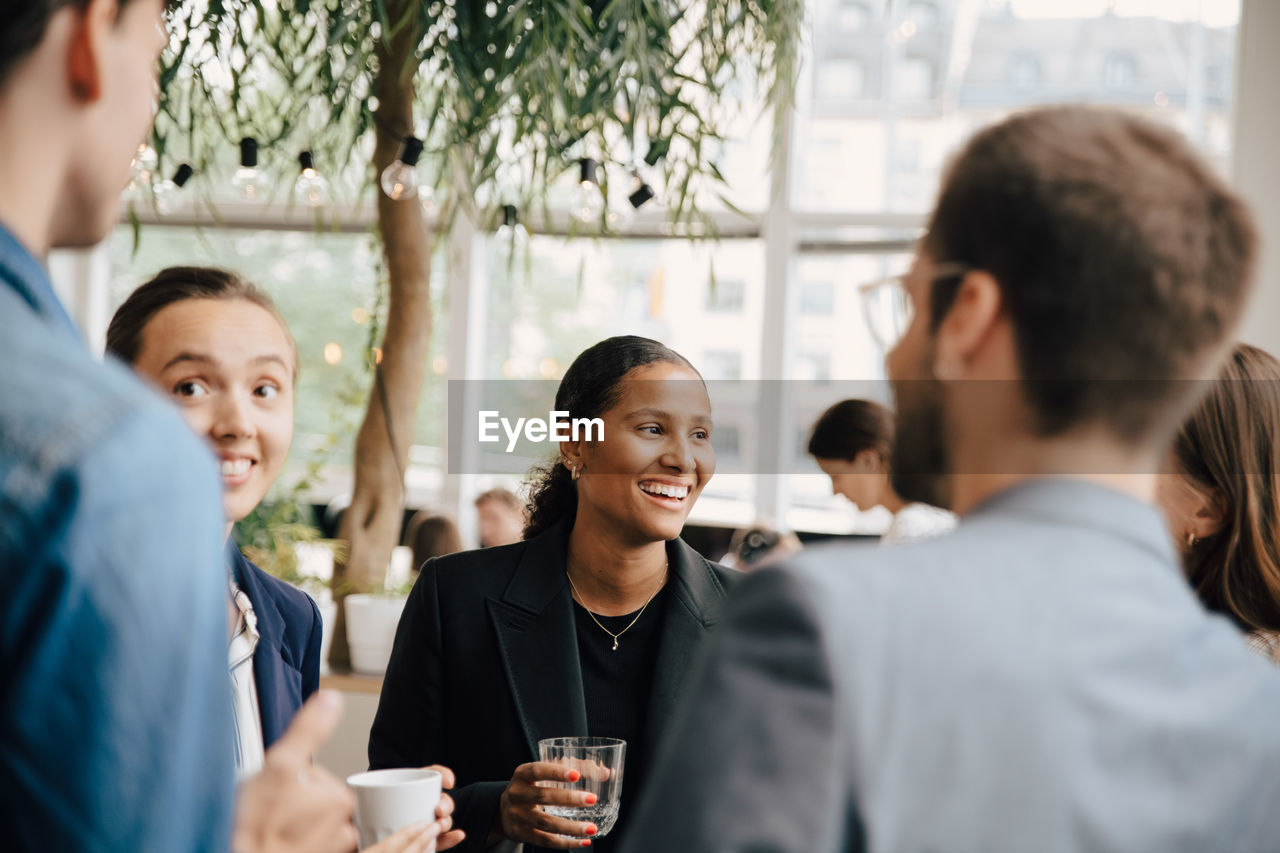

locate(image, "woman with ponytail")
[[1157, 343, 1280, 663], [370, 336, 737, 852]]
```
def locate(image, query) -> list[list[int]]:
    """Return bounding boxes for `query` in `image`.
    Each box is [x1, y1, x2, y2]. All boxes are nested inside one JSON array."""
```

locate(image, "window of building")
[[816, 57, 867, 100], [1103, 52, 1137, 91], [895, 56, 935, 99], [836, 0, 871, 31], [706, 277, 746, 312], [800, 280, 835, 315], [702, 350, 743, 381], [1009, 53, 1040, 90]]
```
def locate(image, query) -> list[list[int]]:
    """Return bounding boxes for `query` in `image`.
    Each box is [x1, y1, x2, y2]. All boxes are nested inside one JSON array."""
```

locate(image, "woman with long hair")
[[808, 398, 955, 543], [370, 335, 736, 852], [1158, 343, 1280, 661]]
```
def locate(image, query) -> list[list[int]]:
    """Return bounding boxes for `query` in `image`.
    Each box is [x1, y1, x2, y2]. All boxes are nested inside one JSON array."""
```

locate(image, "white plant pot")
[[317, 599, 338, 675], [344, 594, 408, 676]]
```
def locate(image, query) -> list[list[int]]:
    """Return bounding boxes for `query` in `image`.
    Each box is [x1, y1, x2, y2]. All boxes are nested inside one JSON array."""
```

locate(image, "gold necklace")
[[566, 562, 667, 651]]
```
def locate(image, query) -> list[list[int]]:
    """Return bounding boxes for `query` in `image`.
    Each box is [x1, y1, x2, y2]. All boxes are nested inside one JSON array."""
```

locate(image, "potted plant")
[[343, 545, 416, 675]]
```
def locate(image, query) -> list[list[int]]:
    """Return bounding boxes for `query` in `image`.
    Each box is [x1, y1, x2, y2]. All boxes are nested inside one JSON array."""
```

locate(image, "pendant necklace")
[[567, 562, 667, 651]]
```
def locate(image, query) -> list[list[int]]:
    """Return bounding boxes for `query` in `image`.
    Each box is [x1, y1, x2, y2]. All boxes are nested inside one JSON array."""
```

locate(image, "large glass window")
[[794, 0, 1241, 213]]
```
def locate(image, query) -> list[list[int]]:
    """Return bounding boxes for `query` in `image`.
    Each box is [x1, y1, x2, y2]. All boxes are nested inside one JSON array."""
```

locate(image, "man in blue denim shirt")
[[0, 1, 235, 850]]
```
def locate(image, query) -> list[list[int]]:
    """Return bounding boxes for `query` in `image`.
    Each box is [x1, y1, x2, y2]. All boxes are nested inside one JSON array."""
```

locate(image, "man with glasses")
[[620, 106, 1280, 851]]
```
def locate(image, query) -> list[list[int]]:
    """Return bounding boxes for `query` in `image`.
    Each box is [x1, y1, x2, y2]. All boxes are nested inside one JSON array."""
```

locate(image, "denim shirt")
[[0, 225, 235, 852]]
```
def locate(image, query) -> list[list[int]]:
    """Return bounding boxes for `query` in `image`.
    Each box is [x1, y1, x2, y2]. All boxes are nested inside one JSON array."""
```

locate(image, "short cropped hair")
[[924, 105, 1258, 442]]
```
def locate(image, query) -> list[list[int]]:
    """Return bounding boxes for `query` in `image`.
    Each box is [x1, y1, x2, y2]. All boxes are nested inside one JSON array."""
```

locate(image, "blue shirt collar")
[[0, 222, 82, 339]]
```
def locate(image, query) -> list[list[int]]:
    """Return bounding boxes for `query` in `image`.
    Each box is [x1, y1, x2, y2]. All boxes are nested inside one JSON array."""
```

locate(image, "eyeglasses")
[[858, 262, 971, 351]]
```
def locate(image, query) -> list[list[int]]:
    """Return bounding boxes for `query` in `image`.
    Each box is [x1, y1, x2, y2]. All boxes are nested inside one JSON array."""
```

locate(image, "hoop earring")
[[568, 462, 581, 481], [1186, 531, 1198, 548]]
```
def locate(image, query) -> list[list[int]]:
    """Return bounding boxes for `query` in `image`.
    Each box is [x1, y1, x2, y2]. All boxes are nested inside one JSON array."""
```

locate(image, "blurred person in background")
[[722, 524, 803, 570], [475, 486, 526, 547], [1159, 343, 1280, 663], [809, 398, 955, 543], [405, 509, 465, 572], [370, 336, 738, 852]]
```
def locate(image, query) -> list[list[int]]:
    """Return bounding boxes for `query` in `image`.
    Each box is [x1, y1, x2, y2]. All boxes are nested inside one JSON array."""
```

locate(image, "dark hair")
[[0, 0, 170, 89], [1174, 344, 1280, 633], [523, 335, 700, 539], [474, 487, 522, 511], [403, 511, 464, 571], [106, 266, 297, 379], [808, 399, 894, 462], [924, 105, 1258, 442]]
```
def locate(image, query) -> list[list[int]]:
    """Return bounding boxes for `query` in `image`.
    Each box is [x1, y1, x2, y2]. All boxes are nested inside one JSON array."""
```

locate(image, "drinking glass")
[[537, 736, 626, 837]]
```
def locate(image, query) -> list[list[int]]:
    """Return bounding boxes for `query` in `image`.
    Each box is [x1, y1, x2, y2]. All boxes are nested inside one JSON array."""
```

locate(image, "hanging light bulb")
[[131, 143, 158, 182], [628, 175, 656, 210], [381, 136, 424, 200], [231, 137, 268, 200], [294, 151, 329, 207], [154, 163, 194, 215], [496, 204, 529, 255], [571, 157, 605, 223]]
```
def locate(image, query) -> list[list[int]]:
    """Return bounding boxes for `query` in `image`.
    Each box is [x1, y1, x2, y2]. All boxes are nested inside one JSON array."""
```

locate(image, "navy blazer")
[[229, 547, 323, 747]]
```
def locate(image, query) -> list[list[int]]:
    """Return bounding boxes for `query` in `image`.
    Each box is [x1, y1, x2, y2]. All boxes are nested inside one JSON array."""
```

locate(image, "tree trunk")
[[329, 5, 431, 670]]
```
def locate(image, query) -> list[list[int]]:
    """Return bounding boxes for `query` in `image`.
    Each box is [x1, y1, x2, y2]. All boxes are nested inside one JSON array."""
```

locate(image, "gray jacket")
[[621, 479, 1280, 852]]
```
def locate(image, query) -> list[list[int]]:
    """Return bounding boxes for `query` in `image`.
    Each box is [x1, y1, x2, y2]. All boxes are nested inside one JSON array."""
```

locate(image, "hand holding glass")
[[537, 737, 626, 838]]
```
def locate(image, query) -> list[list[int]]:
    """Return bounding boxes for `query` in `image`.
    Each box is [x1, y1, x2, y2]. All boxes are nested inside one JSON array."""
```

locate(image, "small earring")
[[1186, 531, 1198, 548], [569, 463, 581, 481]]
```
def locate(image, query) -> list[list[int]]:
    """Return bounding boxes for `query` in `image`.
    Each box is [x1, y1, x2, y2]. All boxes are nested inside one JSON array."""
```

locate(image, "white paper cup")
[[346, 768, 442, 850]]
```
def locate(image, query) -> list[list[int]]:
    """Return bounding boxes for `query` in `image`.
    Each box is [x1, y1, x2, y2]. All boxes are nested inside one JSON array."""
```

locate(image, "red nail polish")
[[567, 770, 581, 782], [586, 825, 597, 836], [580, 842, 592, 848], [584, 794, 598, 805]]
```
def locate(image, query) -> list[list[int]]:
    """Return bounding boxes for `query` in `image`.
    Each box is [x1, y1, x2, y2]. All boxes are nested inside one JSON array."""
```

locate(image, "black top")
[[572, 586, 669, 853]]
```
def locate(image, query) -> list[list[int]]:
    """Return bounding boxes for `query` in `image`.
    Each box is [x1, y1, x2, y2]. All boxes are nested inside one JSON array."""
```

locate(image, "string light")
[[572, 157, 604, 223], [154, 163, 194, 215], [628, 173, 656, 209], [294, 151, 329, 207], [496, 203, 528, 255], [381, 136, 424, 200], [232, 137, 268, 200]]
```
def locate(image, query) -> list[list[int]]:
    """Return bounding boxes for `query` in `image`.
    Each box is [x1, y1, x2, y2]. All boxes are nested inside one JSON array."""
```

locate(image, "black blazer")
[[229, 547, 323, 746], [368, 519, 738, 853]]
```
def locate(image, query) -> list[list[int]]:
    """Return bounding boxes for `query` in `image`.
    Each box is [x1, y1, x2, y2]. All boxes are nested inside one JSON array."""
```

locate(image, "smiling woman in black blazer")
[[369, 336, 738, 852]]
